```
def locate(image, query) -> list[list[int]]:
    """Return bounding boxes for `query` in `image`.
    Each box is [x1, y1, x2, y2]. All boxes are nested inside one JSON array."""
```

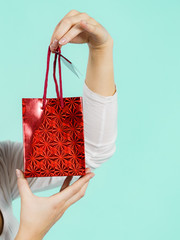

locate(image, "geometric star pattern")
[[22, 97, 86, 178]]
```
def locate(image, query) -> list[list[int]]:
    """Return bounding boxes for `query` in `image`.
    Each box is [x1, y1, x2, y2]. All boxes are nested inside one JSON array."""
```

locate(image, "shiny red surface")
[[22, 97, 86, 178]]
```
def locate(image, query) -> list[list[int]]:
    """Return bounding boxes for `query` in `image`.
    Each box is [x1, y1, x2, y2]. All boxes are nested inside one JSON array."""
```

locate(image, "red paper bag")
[[22, 46, 86, 178]]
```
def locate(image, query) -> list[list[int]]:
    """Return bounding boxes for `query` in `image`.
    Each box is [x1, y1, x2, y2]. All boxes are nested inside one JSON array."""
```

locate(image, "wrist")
[[88, 36, 113, 53], [15, 228, 43, 240], [88, 39, 113, 63]]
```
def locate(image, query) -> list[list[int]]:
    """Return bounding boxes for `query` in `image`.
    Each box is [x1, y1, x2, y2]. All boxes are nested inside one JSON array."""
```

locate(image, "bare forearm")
[[85, 38, 116, 97]]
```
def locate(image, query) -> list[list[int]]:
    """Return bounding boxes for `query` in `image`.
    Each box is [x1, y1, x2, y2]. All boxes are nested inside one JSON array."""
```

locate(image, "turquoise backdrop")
[[0, 0, 180, 239]]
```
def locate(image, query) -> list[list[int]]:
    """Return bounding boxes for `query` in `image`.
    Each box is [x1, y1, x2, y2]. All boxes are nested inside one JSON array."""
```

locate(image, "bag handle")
[[53, 52, 61, 99], [42, 46, 64, 110], [57, 47, 64, 109]]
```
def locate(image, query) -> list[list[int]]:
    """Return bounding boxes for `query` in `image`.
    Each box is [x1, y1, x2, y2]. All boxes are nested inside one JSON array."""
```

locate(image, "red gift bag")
[[22, 46, 86, 178]]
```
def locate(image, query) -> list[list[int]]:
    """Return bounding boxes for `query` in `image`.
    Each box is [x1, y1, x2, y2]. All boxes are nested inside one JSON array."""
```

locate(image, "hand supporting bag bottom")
[[22, 46, 86, 178]]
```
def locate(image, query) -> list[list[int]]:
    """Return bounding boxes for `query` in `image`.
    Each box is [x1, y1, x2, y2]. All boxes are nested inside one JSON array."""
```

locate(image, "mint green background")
[[0, 0, 180, 239]]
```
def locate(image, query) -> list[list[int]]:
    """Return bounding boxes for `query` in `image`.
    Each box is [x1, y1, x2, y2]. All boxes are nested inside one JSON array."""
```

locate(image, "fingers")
[[61, 172, 94, 200], [58, 23, 84, 45], [53, 168, 95, 202], [50, 10, 80, 51], [63, 9, 80, 18], [54, 13, 90, 40], [79, 167, 91, 179], [64, 178, 90, 209], [50, 11, 92, 52], [16, 169, 32, 199], [63, 168, 93, 209], [59, 176, 73, 192], [59, 20, 102, 47]]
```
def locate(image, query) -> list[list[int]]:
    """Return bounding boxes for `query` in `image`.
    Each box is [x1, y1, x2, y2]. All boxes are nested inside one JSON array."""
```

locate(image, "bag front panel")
[[22, 97, 86, 178]]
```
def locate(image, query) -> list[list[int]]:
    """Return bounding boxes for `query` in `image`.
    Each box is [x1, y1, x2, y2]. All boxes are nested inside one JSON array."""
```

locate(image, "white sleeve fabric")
[[0, 81, 118, 239], [0, 142, 22, 240], [82, 82, 118, 170]]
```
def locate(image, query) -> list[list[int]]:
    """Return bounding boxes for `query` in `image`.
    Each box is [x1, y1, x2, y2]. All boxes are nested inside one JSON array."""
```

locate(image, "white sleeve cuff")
[[83, 81, 118, 104]]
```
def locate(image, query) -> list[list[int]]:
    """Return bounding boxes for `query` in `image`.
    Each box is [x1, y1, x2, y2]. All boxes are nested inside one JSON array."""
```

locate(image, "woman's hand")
[[49, 9, 115, 97], [15, 168, 95, 240], [49, 9, 113, 52]]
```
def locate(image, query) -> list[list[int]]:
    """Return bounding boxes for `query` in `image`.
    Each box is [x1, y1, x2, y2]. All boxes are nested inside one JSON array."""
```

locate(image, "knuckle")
[[69, 9, 78, 14], [79, 191, 85, 198], [71, 186, 78, 195], [80, 12, 88, 18]]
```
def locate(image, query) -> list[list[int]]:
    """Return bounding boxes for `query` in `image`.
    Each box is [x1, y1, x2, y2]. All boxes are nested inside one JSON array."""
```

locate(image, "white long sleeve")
[[0, 81, 118, 240]]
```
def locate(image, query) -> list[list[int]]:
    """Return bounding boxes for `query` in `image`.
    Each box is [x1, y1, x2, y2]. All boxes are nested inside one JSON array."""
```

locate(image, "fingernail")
[[16, 169, 23, 178], [50, 39, 58, 50], [59, 38, 66, 45]]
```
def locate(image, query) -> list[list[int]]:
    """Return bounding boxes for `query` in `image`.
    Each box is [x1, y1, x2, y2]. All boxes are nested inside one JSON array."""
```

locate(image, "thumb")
[[16, 169, 32, 199]]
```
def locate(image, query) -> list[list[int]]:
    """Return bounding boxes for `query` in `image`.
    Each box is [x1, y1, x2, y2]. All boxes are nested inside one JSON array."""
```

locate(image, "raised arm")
[[85, 35, 116, 97], [49, 10, 118, 170]]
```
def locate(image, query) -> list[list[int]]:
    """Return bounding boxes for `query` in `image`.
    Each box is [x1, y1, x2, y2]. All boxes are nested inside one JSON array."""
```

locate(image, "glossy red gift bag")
[[22, 46, 86, 178]]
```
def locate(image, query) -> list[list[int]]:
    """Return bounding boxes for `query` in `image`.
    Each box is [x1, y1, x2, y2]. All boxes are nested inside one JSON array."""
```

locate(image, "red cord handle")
[[42, 46, 64, 109], [53, 52, 60, 99]]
